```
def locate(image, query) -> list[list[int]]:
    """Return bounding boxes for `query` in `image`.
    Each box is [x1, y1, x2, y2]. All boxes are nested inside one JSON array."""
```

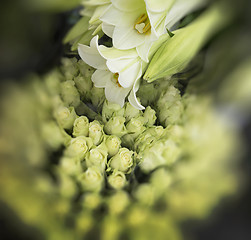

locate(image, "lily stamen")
[[134, 13, 151, 34]]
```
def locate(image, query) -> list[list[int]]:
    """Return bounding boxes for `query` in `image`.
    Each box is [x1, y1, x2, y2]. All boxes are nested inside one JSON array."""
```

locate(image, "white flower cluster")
[[78, 0, 206, 109]]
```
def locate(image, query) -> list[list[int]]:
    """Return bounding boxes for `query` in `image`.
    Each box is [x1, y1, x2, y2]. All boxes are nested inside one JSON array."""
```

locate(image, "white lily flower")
[[78, 36, 145, 110], [99, 0, 176, 62]]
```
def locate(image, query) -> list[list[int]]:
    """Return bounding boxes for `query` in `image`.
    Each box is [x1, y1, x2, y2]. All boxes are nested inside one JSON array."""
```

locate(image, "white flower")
[[99, 0, 176, 62], [78, 36, 145, 110]]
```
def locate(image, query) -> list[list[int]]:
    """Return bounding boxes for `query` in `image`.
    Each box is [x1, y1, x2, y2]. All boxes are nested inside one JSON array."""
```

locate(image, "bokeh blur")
[[0, 0, 251, 239]]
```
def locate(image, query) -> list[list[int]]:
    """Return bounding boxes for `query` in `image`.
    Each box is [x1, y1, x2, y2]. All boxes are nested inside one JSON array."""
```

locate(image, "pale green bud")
[[85, 148, 108, 171], [90, 87, 105, 109], [61, 58, 78, 80], [74, 74, 92, 100], [109, 148, 134, 174], [102, 100, 125, 122], [79, 166, 104, 192], [65, 136, 93, 160], [137, 81, 159, 106], [123, 102, 141, 122], [73, 116, 89, 137], [89, 120, 104, 145], [104, 116, 127, 138], [134, 126, 164, 152], [105, 135, 121, 157], [144, 3, 231, 81], [134, 184, 155, 206], [108, 191, 130, 215], [108, 170, 127, 190], [143, 106, 157, 126], [44, 70, 61, 96], [60, 156, 83, 176], [55, 106, 77, 130], [150, 168, 171, 197], [139, 139, 181, 172], [82, 193, 101, 210], [41, 121, 65, 150], [58, 171, 78, 199], [60, 80, 80, 108]]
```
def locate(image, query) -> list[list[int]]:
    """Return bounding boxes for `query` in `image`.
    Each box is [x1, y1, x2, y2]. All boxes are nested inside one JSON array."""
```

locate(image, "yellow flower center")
[[113, 73, 122, 87], [134, 14, 151, 34]]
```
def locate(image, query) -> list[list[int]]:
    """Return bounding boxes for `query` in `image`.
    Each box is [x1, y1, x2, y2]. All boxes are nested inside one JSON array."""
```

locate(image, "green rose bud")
[[74, 74, 92, 100], [108, 191, 130, 215], [60, 156, 83, 176], [109, 148, 134, 174], [105, 135, 121, 157], [108, 170, 127, 190], [73, 116, 89, 137], [102, 100, 125, 122], [41, 121, 65, 150], [126, 117, 146, 139], [104, 116, 127, 138], [85, 147, 108, 171], [55, 106, 77, 130], [134, 126, 164, 152], [65, 136, 93, 160], [90, 87, 105, 110], [79, 166, 104, 192], [60, 80, 80, 108], [137, 81, 159, 106], [61, 58, 79, 80], [123, 102, 141, 122], [89, 120, 104, 145], [58, 170, 78, 199], [143, 106, 157, 126], [139, 138, 181, 173], [44, 70, 61, 96], [134, 184, 155, 206], [82, 192, 101, 210]]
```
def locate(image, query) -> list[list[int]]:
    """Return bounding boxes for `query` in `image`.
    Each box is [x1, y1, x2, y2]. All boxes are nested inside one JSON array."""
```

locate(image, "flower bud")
[[85, 147, 108, 171], [55, 106, 77, 130], [123, 102, 141, 122], [90, 87, 105, 109], [104, 116, 127, 138], [60, 80, 80, 108], [82, 193, 101, 210], [108, 170, 127, 190], [105, 135, 121, 157], [139, 139, 181, 172], [65, 136, 93, 160], [60, 156, 83, 176], [73, 116, 89, 137], [74, 74, 92, 100], [108, 191, 130, 215], [58, 171, 78, 199], [61, 58, 79, 80], [144, 3, 230, 81], [143, 106, 157, 126], [134, 184, 155, 206], [89, 120, 104, 145], [79, 166, 104, 192], [126, 117, 146, 140], [102, 100, 125, 122], [109, 148, 134, 174]]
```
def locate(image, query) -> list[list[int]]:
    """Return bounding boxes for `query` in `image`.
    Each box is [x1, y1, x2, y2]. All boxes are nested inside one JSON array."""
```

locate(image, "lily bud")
[[73, 116, 89, 137], [89, 120, 104, 145], [144, 3, 231, 81], [79, 166, 104, 192], [108, 148, 134, 174], [108, 170, 127, 190]]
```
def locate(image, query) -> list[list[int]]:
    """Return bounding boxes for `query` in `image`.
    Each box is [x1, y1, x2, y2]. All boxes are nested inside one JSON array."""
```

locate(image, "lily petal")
[[92, 69, 112, 87], [102, 22, 115, 37], [111, 0, 144, 12], [128, 86, 145, 110], [78, 36, 107, 70], [112, 25, 145, 49], [105, 78, 131, 107], [144, 0, 176, 13]]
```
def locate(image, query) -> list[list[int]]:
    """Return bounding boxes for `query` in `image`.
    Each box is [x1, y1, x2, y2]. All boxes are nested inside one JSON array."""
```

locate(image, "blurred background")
[[0, 0, 251, 239]]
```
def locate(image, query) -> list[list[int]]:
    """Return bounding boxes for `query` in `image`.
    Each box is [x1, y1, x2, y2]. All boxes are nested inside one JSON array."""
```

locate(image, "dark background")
[[0, 0, 251, 239]]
